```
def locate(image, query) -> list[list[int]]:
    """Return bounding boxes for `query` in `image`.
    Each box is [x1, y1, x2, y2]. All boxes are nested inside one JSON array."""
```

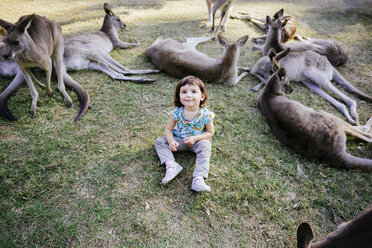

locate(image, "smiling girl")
[[155, 76, 215, 192]]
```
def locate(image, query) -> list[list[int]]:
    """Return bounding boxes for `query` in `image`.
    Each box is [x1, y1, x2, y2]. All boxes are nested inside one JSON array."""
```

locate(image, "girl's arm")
[[165, 116, 179, 151], [184, 120, 214, 146]]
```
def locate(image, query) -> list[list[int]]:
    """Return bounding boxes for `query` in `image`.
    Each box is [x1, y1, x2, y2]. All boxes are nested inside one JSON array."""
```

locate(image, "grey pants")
[[155, 136, 211, 178]]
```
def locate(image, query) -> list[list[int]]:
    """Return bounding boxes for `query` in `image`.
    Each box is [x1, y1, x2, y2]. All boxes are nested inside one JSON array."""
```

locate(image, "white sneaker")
[[191, 176, 211, 192], [161, 162, 183, 185]]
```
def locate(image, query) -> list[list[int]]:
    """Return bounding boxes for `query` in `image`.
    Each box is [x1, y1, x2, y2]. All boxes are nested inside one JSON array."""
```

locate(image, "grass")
[[0, 0, 371, 247]]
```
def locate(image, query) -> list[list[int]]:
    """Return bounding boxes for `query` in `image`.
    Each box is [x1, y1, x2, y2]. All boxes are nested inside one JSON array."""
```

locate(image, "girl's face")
[[179, 83, 205, 110]]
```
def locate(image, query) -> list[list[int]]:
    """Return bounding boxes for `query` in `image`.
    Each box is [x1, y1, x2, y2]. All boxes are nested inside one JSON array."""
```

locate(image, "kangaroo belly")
[[269, 99, 345, 158], [146, 40, 219, 80], [64, 56, 90, 71], [0, 60, 18, 77]]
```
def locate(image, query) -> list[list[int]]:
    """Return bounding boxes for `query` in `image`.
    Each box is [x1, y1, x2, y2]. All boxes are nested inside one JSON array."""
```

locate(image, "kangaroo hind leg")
[[185, 36, 214, 49], [342, 121, 372, 143], [303, 72, 359, 125], [332, 68, 372, 101], [302, 79, 357, 125]]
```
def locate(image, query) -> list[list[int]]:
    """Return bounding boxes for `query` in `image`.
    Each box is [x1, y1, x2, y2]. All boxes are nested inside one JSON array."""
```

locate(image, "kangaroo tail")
[[0, 70, 26, 121], [0, 99, 17, 121], [63, 72, 90, 122], [328, 151, 372, 171]]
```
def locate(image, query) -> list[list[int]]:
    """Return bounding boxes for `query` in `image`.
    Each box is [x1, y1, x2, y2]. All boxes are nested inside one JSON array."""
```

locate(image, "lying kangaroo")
[[297, 205, 372, 247], [0, 14, 89, 121], [251, 46, 371, 125], [232, 8, 297, 44], [145, 34, 249, 86], [63, 3, 158, 83], [260, 16, 348, 67], [202, 0, 233, 33], [259, 50, 372, 170]]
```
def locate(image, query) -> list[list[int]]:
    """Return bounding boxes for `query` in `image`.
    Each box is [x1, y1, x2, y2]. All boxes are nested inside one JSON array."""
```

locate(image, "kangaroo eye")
[[12, 41, 19, 46]]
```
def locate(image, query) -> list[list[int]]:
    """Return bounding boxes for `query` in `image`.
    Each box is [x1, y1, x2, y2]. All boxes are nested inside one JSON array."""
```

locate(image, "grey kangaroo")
[[259, 49, 372, 170], [0, 14, 90, 121], [202, 0, 233, 33], [297, 205, 372, 248], [251, 44, 371, 125], [0, 14, 89, 122], [232, 8, 297, 44], [260, 16, 348, 67], [145, 34, 249, 86], [63, 3, 159, 83]]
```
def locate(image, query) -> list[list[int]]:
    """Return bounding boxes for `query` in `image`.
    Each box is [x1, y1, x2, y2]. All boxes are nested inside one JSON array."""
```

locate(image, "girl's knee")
[[155, 137, 168, 146], [195, 140, 211, 152]]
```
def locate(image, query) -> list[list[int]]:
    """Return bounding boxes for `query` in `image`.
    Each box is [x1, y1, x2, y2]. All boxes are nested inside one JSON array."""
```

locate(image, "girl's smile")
[[179, 83, 205, 110]]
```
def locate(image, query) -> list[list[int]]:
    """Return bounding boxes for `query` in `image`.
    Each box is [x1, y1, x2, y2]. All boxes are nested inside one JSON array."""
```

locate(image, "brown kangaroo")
[[202, 0, 234, 33], [145, 34, 249, 86], [297, 205, 372, 247], [259, 49, 372, 170], [0, 14, 89, 121], [261, 16, 348, 67], [232, 8, 297, 43]]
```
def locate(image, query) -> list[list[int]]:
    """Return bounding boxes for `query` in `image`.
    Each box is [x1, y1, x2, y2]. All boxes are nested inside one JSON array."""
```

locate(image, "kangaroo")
[[297, 205, 372, 248], [259, 50, 372, 170], [251, 46, 371, 125], [63, 3, 159, 83], [0, 14, 90, 121], [145, 34, 249, 86], [202, 0, 234, 33], [232, 8, 297, 44], [261, 16, 348, 67]]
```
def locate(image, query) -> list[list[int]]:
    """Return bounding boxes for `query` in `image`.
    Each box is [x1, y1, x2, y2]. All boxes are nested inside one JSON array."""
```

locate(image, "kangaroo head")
[[297, 223, 314, 248], [103, 3, 126, 30], [277, 67, 292, 94], [266, 15, 287, 42], [268, 48, 292, 94], [218, 33, 248, 52], [0, 14, 35, 59]]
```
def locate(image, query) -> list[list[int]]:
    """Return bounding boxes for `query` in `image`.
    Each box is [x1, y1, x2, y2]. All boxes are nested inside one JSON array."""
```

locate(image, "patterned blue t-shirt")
[[171, 106, 215, 139]]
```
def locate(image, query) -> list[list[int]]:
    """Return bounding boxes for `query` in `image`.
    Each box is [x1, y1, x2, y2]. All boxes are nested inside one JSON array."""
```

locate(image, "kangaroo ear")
[[104, 3, 114, 16], [16, 14, 34, 33], [266, 16, 273, 27], [268, 49, 276, 61], [297, 223, 314, 248], [281, 19, 288, 29], [0, 19, 15, 31], [277, 67, 286, 80], [275, 48, 290, 61], [237, 35, 249, 47], [218, 33, 228, 46], [278, 9, 284, 17]]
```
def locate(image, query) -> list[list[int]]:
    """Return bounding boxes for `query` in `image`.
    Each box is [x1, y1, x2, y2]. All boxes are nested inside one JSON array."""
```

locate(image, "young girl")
[[155, 76, 215, 192]]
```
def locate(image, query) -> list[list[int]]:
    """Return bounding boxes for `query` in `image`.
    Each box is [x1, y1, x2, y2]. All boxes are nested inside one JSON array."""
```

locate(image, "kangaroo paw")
[[65, 97, 73, 108], [30, 104, 38, 118]]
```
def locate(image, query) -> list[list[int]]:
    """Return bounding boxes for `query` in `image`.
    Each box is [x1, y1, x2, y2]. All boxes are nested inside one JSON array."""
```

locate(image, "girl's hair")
[[174, 76, 208, 107]]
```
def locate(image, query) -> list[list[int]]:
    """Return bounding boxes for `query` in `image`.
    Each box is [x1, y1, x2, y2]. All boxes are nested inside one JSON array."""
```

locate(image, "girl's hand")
[[169, 141, 179, 151], [183, 136, 196, 146]]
